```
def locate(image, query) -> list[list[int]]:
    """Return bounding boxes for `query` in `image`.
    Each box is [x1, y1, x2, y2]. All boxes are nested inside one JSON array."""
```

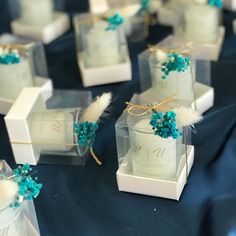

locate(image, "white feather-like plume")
[[81, 93, 112, 123], [173, 106, 203, 128]]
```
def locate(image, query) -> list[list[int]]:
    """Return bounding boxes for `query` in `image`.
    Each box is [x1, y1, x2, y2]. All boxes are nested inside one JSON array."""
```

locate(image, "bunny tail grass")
[[173, 106, 203, 128], [81, 93, 112, 123]]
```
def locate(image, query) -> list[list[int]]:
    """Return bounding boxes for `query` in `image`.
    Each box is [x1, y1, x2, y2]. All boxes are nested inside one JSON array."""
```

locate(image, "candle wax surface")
[[129, 118, 177, 180]]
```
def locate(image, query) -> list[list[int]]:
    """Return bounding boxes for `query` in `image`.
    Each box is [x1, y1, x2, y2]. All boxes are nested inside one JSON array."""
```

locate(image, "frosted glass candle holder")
[[0, 160, 40, 235], [5, 88, 93, 166], [115, 94, 194, 200], [20, 0, 54, 26]]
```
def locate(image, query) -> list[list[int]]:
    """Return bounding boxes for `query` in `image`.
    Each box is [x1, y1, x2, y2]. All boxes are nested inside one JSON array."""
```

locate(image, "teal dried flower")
[[106, 13, 124, 31], [150, 111, 179, 139], [161, 53, 190, 79], [208, 0, 223, 8], [10, 164, 42, 208], [137, 0, 149, 15], [74, 121, 98, 147], [0, 53, 20, 64]]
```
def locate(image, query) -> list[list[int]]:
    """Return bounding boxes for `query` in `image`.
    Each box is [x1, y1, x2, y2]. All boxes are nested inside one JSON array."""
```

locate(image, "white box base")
[[223, 0, 236, 10], [139, 81, 214, 114], [78, 52, 132, 87], [0, 77, 52, 115], [11, 12, 70, 44], [174, 26, 225, 61], [194, 82, 214, 113], [117, 146, 194, 201]]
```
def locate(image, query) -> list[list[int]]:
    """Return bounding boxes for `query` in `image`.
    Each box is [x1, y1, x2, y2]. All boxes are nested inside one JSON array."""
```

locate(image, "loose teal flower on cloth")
[[208, 0, 223, 8], [150, 111, 179, 139], [106, 13, 124, 31], [137, 0, 149, 15], [161, 53, 190, 80], [0, 53, 20, 64], [10, 164, 42, 208], [74, 121, 98, 148]]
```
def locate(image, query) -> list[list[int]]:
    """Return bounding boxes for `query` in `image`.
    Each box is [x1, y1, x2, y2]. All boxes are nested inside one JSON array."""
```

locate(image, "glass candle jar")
[[128, 116, 181, 180], [0, 57, 35, 101], [84, 22, 122, 68], [27, 108, 89, 162], [184, 4, 219, 44], [20, 0, 54, 26], [149, 54, 195, 102], [0, 206, 27, 236]]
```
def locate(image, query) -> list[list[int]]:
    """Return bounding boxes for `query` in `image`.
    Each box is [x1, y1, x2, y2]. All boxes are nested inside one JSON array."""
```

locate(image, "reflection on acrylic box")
[[0, 160, 42, 236], [74, 13, 131, 87], [0, 36, 52, 115], [89, 0, 162, 41], [115, 93, 203, 200], [8, 0, 70, 44], [138, 37, 214, 114], [173, 0, 225, 61], [5, 88, 112, 166], [223, 0, 236, 10]]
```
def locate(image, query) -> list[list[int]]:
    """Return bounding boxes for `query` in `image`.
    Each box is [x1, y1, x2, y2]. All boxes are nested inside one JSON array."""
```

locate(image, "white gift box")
[[89, 0, 109, 14], [11, 12, 70, 44], [5, 88, 93, 166], [74, 14, 132, 87], [0, 160, 41, 235], [115, 93, 195, 200], [223, 0, 236, 10], [117, 146, 194, 200]]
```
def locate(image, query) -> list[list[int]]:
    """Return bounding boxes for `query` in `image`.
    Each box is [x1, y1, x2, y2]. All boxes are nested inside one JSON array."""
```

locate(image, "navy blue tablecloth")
[[0, 1, 236, 235]]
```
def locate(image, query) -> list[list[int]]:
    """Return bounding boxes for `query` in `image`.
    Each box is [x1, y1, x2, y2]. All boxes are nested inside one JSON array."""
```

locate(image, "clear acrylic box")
[[115, 94, 194, 200], [0, 160, 40, 235], [0, 35, 52, 115], [173, 2, 225, 61], [9, 0, 70, 44], [138, 37, 214, 113], [5, 88, 94, 166], [74, 13, 131, 87]]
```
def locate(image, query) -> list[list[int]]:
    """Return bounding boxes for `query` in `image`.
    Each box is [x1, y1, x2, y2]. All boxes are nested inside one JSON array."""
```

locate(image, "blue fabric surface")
[[0, 1, 236, 235]]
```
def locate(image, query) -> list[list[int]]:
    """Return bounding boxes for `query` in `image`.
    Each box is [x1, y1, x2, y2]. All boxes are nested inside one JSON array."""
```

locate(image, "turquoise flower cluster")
[[0, 53, 20, 65], [11, 164, 42, 208], [161, 53, 190, 80], [208, 0, 223, 8], [74, 121, 98, 148], [150, 111, 179, 139], [106, 13, 124, 31], [137, 0, 149, 15]]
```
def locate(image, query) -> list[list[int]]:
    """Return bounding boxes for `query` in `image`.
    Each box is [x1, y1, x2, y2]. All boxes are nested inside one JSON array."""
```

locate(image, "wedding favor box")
[[173, 2, 225, 61], [223, 0, 236, 10], [115, 94, 194, 200], [9, 0, 70, 44], [0, 160, 41, 236], [138, 37, 214, 114], [0, 41, 53, 115], [5, 88, 93, 166], [74, 14, 131, 87]]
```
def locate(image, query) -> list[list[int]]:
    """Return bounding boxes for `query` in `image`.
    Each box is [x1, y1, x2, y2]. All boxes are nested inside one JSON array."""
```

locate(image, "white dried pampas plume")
[[81, 93, 112, 123], [0, 179, 18, 210], [173, 106, 203, 128]]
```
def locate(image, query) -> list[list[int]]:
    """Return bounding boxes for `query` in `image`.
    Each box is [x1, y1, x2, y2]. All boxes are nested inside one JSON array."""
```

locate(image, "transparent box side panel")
[[74, 13, 128, 68]]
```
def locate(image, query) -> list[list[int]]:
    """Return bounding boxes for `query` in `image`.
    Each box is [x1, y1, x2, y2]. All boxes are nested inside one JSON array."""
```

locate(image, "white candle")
[[184, 4, 219, 44], [20, 0, 54, 26], [129, 118, 177, 180], [28, 110, 75, 153], [0, 206, 27, 236], [84, 22, 121, 67], [0, 58, 34, 101], [149, 57, 195, 102]]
